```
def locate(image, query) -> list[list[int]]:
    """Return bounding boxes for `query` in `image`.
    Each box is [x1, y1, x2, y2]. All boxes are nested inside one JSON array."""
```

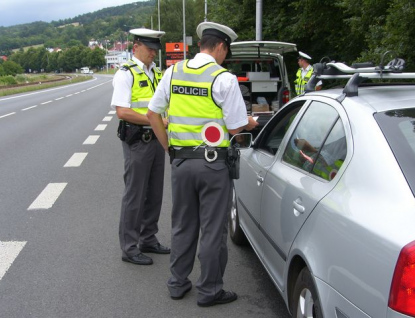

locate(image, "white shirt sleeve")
[[110, 68, 133, 110], [213, 72, 248, 130]]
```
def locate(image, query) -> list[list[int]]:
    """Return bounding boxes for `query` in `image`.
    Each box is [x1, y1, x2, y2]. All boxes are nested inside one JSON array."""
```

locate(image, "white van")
[[224, 41, 297, 113], [223, 41, 297, 136], [80, 67, 92, 74]]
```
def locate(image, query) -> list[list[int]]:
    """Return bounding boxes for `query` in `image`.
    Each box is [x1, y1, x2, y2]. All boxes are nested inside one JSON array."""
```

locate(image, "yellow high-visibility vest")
[[294, 67, 313, 95], [122, 60, 162, 115], [168, 60, 230, 147]]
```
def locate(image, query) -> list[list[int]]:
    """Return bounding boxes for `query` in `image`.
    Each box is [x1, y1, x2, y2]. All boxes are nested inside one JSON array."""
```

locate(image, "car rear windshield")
[[375, 108, 415, 195], [222, 59, 281, 79]]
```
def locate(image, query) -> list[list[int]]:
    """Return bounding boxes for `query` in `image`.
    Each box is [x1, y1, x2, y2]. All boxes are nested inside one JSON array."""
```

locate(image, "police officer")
[[294, 51, 322, 95], [147, 22, 258, 306], [110, 28, 170, 266]]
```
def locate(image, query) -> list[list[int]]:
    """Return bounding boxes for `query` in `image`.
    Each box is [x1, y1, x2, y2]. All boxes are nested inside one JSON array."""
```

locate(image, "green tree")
[[2, 60, 24, 75], [88, 47, 106, 69], [379, 0, 415, 70]]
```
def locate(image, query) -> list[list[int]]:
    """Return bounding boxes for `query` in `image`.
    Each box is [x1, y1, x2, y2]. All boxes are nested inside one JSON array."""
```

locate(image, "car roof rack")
[[305, 54, 415, 98]]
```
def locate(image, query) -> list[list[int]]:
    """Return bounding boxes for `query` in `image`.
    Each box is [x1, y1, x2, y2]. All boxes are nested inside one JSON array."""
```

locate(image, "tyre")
[[229, 186, 248, 245], [292, 268, 323, 318]]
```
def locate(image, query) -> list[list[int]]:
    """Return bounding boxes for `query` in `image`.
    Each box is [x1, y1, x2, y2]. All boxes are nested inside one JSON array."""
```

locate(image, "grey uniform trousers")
[[119, 139, 165, 257], [167, 158, 232, 303]]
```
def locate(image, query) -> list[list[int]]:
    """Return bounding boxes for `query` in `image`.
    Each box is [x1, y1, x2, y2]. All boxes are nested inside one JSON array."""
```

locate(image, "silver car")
[[230, 60, 415, 317]]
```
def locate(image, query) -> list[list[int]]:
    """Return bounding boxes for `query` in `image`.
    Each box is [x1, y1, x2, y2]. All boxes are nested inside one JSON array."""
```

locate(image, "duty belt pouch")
[[124, 124, 142, 145], [117, 120, 126, 141], [226, 147, 241, 180]]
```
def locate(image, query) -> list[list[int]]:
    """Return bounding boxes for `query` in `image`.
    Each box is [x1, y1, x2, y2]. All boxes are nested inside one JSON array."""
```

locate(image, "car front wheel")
[[229, 186, 248, 245], [292, 268, 323, 318]]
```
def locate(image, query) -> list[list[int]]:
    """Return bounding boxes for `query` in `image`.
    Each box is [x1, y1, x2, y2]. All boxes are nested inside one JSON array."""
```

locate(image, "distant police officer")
[[294, 51, 322, 95], [147, 21, 258, 306], [110, 28, 170, 266]]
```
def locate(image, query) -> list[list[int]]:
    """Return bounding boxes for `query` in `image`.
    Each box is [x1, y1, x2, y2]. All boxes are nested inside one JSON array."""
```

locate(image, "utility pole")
[[158, 0, 162, 69], [183, 0, 186, 59], [256, 0, 263, 41]]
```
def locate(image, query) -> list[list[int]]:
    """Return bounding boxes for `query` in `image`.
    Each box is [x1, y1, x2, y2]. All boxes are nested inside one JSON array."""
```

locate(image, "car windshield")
[[375, 108, 415, 196]]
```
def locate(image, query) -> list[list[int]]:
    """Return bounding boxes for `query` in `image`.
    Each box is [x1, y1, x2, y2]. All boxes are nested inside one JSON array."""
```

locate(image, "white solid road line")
[[0, 241, 27, 281], [83, 135, 100, 145], [95, 124, 107, 131], [0, 77, 102, 102], [64, 152, 88, 167], [27, 183, 67, 210]]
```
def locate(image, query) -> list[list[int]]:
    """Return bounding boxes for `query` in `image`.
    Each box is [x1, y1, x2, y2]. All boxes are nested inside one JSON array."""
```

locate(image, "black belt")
[[125, 124, 156, 143], [169, 147, 228, 161]]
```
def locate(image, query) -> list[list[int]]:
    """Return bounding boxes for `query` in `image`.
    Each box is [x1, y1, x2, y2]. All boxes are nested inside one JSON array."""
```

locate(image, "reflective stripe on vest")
[[168, 60, 230, 147], [313, 158, 344, 181], [123, 60, 162, 115], [294, 67, 314, 95]]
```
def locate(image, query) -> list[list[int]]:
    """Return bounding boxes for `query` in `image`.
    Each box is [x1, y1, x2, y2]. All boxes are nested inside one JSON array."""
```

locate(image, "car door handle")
[[293, 199, 305, 215], [257, 175, 264, 183]]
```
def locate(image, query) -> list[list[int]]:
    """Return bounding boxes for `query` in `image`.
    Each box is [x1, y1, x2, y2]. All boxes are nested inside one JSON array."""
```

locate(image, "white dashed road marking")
[[108, 111, 116, 115], [22, 105, 37, 111], [64, 152, 88, 167], [102, 116, 112, 122], [55, 97, 64, 101], [0, 241, 26, 281], [0, 112, 16, 119], [83, 135, 100, 145], [41, 101, 52, 105], [28, 183, 67, 210], [95, 124, 107, 131]]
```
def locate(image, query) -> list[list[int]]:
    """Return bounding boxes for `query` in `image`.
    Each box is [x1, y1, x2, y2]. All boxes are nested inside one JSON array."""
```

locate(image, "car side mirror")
[[230, 133, 253, 149]]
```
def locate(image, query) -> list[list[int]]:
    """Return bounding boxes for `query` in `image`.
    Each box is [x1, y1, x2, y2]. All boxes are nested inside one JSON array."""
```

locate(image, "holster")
[[124, 123, 143, 145], [226, 146, 241, 179], [117, 120, 126, 141]]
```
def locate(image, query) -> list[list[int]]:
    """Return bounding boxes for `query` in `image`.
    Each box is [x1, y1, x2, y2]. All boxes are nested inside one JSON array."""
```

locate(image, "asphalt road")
[[0, 74, 291, 318]]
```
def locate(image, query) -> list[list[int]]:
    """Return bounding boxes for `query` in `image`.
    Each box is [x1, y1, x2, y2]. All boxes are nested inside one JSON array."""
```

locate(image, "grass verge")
[[0, 74, 93, 97]]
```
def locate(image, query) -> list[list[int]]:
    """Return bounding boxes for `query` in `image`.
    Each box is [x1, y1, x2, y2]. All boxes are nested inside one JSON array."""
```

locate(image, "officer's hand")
[[162, 118, 168, 128], [294, 138, 315, 152], [245, 116, 259, 131]]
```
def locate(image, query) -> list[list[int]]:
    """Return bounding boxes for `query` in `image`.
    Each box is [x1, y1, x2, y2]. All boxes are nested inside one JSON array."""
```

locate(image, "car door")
[[258, 99, 348, 289], [234, 100, 306, 256]]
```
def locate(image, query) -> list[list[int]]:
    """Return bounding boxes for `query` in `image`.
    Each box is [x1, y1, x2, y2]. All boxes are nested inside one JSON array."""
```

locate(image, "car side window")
[[258, 101, 305, 155], [282, 101, 347, 181]]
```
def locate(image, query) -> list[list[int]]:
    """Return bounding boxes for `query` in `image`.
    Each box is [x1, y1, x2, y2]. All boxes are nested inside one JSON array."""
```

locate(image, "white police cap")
[[298, 51, 312, 60], [196, 22, 238, 46], [129, 28, 165, 50]]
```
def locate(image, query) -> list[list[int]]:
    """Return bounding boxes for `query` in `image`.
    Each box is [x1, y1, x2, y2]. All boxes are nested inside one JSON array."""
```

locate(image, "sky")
[[0, 0, 142, 27]]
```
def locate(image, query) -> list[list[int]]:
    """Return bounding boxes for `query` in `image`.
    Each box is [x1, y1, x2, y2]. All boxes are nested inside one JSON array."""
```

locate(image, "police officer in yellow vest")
[[147, 22, 258, 306], [294, 51, 322, 95], [110, 28, 170, 266]]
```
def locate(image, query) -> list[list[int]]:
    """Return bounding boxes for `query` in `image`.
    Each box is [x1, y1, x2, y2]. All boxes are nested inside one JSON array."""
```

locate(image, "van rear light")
[[388, 241, 415, 316], [282, 89, 290, 104]]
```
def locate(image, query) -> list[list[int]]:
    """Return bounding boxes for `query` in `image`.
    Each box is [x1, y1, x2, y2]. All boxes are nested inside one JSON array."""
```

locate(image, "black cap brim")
[[134, 35, 162, 50], [142, 41, 162, 50]]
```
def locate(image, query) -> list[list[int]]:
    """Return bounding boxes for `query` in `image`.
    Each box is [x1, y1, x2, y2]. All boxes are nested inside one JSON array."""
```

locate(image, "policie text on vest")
[[172, 85, 208, 97]]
